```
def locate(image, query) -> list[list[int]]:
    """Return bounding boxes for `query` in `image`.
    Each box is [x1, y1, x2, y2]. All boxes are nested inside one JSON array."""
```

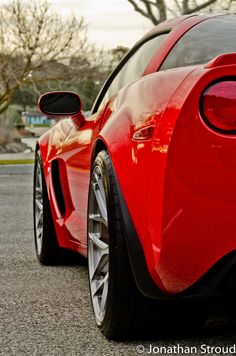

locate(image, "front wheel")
[[33, 151, 61, 265]]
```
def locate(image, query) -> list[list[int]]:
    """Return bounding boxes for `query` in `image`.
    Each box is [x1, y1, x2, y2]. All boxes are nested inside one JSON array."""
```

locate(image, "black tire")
[[88, 150, 208, 339], [33, 151, 62, 265]]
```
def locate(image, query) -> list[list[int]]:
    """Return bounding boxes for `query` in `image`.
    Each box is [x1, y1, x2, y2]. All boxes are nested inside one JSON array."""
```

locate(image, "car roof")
[[140, 12, 232, 41], [91, 13, 234, 113], [139, 13, 235, 74]]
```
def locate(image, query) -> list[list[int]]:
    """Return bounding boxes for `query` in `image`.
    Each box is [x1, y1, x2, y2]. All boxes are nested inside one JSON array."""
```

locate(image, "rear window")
[[160, 15, 236, 71]]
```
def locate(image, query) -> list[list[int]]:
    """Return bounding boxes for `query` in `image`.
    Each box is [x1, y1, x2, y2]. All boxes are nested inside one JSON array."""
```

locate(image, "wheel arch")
[[35, 141, 39, 152], [90, 138, 109, 170], [91, 137, 167, 299]]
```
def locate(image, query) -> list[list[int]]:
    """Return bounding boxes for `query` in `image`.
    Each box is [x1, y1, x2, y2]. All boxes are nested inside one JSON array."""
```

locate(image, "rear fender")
[[156, 64, 236, 294], [96, 67, 197, 293]]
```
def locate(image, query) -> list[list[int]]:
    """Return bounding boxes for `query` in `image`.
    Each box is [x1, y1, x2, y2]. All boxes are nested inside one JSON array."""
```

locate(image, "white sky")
[[49, 0, 152, 48], [0, 0, 155, 48]]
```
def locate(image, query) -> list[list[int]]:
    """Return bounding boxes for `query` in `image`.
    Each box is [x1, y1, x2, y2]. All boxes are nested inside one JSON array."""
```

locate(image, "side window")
[[97, 33, 168, 111]]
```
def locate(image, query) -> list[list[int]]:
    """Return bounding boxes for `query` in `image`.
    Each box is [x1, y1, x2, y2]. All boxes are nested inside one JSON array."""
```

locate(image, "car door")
[[57, 31, 169, 247]]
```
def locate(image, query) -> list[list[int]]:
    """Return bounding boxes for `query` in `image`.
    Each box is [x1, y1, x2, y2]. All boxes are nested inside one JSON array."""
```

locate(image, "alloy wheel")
[[88, 166, 109, 325], [34, 160, 44, 255]]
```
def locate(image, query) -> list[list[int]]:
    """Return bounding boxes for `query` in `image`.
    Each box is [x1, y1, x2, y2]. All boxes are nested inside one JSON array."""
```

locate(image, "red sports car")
[[34, 13, 236, 338]]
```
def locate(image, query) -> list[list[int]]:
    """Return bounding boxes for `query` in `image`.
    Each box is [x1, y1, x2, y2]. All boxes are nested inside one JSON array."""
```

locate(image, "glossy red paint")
[[205, 52, 236, 68], [38, 15, 236, 296], [157, 64, 236, 293]]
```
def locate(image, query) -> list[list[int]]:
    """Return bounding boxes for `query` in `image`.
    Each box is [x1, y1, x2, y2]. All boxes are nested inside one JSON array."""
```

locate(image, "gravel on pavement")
[[0, 172, 236, 356]]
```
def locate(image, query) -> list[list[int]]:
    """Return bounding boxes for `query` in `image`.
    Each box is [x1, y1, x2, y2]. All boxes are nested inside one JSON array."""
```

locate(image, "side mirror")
[[38, 91, 84, 121]]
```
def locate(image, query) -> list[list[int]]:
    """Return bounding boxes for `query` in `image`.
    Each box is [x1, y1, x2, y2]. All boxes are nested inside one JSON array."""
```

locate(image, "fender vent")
[[51, 160, 66, 216]]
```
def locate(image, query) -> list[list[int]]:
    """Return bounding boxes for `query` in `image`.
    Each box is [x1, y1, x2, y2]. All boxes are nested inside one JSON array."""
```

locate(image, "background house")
[[21, 111, 52, 127]]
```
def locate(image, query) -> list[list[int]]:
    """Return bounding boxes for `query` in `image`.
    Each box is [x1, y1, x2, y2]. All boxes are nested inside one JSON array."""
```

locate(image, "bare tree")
[[126, 0, 220, 25], [0, 0, 86, 116]]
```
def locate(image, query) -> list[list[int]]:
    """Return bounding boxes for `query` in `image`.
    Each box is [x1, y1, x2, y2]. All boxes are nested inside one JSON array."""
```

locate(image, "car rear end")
[[157, 55, 236, 298]]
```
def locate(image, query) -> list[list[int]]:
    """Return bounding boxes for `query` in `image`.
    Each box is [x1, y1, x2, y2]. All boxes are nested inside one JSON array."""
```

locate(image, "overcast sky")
[[0, 0, 153, 48], [48, 0, 152, 48], [0, 0, 155, 48]]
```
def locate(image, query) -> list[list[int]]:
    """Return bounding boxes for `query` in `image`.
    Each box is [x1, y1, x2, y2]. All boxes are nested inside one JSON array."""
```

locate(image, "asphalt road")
[[0, 169, 236, 356]]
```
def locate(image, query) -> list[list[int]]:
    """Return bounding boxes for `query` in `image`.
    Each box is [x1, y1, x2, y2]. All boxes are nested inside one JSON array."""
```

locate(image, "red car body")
[[37, 14, 236, 298]]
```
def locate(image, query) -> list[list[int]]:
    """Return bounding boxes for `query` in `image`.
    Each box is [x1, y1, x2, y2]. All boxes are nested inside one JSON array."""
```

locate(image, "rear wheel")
[[88, 150, 208, 339], [33, 151, 62, 265]]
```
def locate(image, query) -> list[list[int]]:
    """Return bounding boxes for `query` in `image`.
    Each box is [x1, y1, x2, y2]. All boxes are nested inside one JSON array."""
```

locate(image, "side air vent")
[[51, 160, 66, 216]]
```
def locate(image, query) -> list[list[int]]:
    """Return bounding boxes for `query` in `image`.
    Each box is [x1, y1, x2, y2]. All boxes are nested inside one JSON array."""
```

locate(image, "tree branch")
[[127, 0, 167, 25], [127, 0, 149, 18], [140, 0, 159, 24], [0, 0, 87, 118], [182, 0, 218, 14]]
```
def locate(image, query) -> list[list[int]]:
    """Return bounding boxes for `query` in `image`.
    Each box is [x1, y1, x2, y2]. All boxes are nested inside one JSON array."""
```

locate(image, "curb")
[[0, 164, 34, 175]]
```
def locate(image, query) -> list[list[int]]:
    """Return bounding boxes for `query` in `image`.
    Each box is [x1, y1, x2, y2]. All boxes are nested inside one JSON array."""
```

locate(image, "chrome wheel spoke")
[[91, 251, 109, 281], [37, 226, 43, 238], [93, 272, 109, 300], [94, 171, 106, 201], [89, 213, 108, 228], [100, 273, 109, 310], [89, 232, 107, 250], [35, 198, 43, 211], [89, 232, 109, 280], [35, 187, 42, 196], [92, 184, 107, 223], [36, 210, 43, 228]]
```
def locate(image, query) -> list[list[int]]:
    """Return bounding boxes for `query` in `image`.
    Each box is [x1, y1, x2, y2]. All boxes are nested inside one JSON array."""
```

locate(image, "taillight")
[[201, 80, 236, 133]]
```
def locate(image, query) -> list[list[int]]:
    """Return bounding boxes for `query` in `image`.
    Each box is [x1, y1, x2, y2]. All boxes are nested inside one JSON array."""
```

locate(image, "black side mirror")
[[38, 91, 82, 117]]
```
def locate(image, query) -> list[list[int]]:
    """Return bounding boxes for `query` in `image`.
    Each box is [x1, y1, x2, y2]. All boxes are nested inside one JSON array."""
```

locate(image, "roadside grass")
[[29, 124, 50, 127], [0, 159, 34, 165]]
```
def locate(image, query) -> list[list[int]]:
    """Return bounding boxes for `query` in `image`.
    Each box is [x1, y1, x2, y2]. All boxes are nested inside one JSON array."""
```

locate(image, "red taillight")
[[201, 80, 236, 132]]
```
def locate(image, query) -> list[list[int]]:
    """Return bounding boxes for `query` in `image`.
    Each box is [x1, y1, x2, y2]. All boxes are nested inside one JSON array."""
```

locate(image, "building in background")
[[22, 111, 52, 127]]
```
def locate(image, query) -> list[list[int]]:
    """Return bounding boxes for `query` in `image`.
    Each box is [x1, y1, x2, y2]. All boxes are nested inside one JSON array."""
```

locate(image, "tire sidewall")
[[88, 151, 120, 332]]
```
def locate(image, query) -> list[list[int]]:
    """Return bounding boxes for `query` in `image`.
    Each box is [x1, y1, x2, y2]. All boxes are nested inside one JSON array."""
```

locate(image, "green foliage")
[[111, 46, 129, 65], [6, 105, 23, 126], [75, 77, 103, 111], [0, 159, 34, 165], [10, 45, 130, 113], [12, 89, 36, 111]]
